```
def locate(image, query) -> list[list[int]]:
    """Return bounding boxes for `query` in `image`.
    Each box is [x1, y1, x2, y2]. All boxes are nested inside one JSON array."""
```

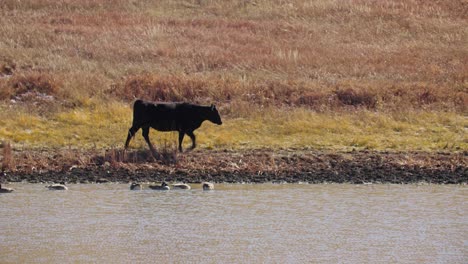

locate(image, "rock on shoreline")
[[1, 149, 467, 184]]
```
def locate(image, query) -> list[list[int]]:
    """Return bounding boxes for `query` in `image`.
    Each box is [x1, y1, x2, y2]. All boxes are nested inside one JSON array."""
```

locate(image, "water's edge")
[[4, 167, 467, 184], [2, 149, 467, 184]]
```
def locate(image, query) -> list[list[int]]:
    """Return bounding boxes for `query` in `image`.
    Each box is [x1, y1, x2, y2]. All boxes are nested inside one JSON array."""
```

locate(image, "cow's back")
[[133, 99, 174, 117], [133, 100, 184, 130]]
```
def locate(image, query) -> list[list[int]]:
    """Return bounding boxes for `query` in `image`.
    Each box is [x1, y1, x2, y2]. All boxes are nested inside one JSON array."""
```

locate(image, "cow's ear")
[[211, 104, 215, 111]]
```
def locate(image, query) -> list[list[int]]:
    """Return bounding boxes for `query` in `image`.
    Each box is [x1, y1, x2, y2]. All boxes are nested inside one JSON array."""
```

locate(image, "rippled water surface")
[[0, 183, 466, 263]]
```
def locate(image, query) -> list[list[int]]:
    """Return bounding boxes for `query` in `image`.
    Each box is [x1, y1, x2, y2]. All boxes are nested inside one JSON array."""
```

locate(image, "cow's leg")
[[178, 131, 185, 152], [187, 131, 196, 150], [125, 125, 140, 149], [142, 127, 157, 157]]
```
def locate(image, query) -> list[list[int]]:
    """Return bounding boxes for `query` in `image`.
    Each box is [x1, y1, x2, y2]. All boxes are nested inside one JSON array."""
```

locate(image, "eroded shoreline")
[[1, 148, 466, 184]]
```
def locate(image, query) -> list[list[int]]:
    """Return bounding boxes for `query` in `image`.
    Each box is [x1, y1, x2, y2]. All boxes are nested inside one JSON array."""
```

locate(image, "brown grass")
[[0, 0, 466, 112]]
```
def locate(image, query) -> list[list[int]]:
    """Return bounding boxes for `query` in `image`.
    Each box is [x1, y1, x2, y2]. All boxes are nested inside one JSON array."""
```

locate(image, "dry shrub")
[[112, 73, 334, 109], [104, 147, 126, 167], [158, 140, 178, 165], [417, 89, 438, 105], [9, 72, 60, 96], [1, 141, 14, 172], [292, 91, 330, 109], [380, 84, 465, 111], [248, 83, 331, 109], [454, 92, 467, 112], [117, 150, 153, 164], [259, 81, 297, 104], [0, 62, 15, 76], [111, 74, 246, 105], [112, 74, 210, 102], [0, 79, 13, 100], [335, 88, 377, 109], [102, 143, 177, 165], [0, 61, 16, 100]]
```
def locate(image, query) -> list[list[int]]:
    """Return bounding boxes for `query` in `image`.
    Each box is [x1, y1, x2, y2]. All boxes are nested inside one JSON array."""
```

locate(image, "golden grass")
[[0, 0, 466, 152], [0, 101, 465, 152]]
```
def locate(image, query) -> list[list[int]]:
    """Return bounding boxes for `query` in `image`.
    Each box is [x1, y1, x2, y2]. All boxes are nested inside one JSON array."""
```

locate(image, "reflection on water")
[[0, 183, 466, 263]]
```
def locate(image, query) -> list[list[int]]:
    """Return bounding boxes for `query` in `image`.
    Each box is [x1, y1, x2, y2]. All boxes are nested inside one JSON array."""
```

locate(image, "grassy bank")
[[0, 101, 465, 152], [0, 1, 466, 153]]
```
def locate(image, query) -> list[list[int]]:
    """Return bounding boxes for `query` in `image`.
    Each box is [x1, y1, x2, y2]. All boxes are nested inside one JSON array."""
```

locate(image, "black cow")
[[124, 100, 222, 155]]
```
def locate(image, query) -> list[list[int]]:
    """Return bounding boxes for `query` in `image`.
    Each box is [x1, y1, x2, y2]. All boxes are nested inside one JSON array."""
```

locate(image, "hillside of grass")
[[0, 0, 466, 152]]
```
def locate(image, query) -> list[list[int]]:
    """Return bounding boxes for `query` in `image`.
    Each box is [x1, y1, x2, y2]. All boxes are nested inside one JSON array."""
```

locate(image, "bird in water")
[[148, 182, 170, 190], [171, 183, 191, 190], [46, 182, 68, 190], [130, 182, 142, 190], [202, 182, 214, 190], [0, 183, 14, 193]]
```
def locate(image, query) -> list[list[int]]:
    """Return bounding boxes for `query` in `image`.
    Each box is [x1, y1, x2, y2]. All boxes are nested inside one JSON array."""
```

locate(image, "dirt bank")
[[1, 148, 467, 184]]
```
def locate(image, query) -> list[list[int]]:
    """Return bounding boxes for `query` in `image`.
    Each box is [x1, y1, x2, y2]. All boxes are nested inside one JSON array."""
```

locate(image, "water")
[[0, 183, 466, 263]]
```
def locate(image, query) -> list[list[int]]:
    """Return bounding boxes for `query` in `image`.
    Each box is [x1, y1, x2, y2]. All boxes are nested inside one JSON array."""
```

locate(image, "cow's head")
[[209, 104, 222, 125]]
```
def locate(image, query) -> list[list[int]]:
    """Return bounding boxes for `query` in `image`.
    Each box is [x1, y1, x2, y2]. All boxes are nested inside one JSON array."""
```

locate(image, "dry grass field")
[[0, 0, 466, 152]]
